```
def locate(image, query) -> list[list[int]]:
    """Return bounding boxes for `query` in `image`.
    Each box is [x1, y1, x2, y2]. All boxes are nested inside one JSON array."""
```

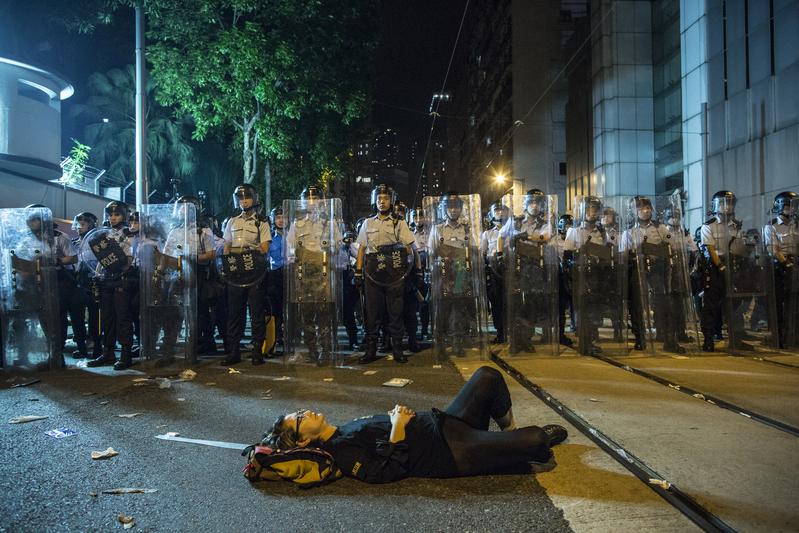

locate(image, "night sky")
[[0, 0, 466, 155]]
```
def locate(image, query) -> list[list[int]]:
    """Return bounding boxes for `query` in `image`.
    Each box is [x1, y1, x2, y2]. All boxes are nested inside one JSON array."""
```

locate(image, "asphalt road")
[[1, 352, 572, 532]]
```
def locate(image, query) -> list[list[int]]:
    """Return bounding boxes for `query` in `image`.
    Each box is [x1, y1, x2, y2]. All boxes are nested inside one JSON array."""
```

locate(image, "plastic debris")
[[589, 398, 601, 402], [89, 492, 98, 497], [91, 447, 119, 460], [382, 378, 412, 388], [11, 379, 41, 388], [648, 478, 671, 490], [432, 365, 442, 369], [271, 376, 291, 381], [228, 368, 241, 374], [362, 370, 378, 376], [45, 427, 77, 438], [323, 378, 334, 382], [102, 488, 157, 495], [117, 413, 142, 418], [156, 378, 171, 389], [177, 398, 186, 402], [99, 401, 110, 405], [118, 513, 135, 529], [692, 393, 705, 400], [179, 369, 197, 380], [9, 415, 48, 424], [165, 431, 180, 437]]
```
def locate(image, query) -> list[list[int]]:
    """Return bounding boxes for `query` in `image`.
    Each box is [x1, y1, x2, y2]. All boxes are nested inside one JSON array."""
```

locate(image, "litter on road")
[[179, 369, 197, 380], [382, 378, 412, 388], [11, 379, 41, 388], [101, 488, 157, 495], [118, 514, 135, 529], [45, 427, 77, 438], [91, 447, 119, 460], [117, 413, 143, 418], [9, 415, 48, 424]]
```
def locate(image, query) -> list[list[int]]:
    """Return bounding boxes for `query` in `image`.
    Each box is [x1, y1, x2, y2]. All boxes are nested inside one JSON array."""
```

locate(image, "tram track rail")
[[490, 352, 736, 533]]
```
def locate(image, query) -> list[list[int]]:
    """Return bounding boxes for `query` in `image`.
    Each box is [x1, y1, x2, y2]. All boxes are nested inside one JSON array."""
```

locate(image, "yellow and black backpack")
[[242, 444, 342, 488]]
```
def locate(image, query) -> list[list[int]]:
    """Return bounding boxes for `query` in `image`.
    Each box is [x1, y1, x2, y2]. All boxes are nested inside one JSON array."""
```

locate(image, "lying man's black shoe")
[[542, 424, 568, 447]]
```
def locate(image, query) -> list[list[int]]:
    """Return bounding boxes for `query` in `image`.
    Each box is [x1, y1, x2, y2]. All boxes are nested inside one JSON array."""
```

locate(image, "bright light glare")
[[494, 173, 506, 184]]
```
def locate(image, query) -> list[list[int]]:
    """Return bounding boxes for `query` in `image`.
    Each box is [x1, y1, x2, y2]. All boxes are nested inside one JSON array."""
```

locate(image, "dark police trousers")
[[100, 273, 137, 356], [441, 367, 551, 474], [227, 282, 266, 353], [364, 278, 404, 340], [58, 269, 87, 351]]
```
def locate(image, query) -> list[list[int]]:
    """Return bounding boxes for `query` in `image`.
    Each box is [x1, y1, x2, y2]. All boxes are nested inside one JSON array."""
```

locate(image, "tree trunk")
[[264, 159, 272, 213], [241, 112, 259, 183]]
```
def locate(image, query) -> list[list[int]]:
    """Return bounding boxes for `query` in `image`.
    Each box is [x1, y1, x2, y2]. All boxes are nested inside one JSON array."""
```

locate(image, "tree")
[[72, 65, 196, 194], [143, 0, 378, 187]]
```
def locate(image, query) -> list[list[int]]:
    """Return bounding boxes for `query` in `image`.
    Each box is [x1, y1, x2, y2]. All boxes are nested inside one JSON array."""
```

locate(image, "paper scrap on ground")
[[102, 488, 157, 495], [648, 478, 671, 490], [99, 401, 110, 405], [271, 376, 291, 381], [179, 369, 197, 380], [117, 413, 142, 418], [432, 365, 442, 369], [362, 370, 378, 375], [45, 427, 77, 438], [382, 378, 412, 388], [323, 378, 334, 382], [118, 514, 135, 529], [155, 433, 247, 450], [11, 379, 41, 388], [9, 415, 48, 424], [91, 447, 119, 460], [132, 378, 151, 383], [177, 398, 185, 401], [589, 398, 601, 402], [228, 368, 241, 374], [157, 378, 171, 389]]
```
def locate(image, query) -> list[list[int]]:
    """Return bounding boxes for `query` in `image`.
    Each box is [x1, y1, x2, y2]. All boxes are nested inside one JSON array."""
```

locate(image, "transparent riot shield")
[[503, 193, 559, 356], [283, 198, 343, 366], [716, 196, 778, 354], [423, 193, 488, 359], [623, 194, 700, 355], [0, 207, 61, 370], [569, 196, 629, 356], [769, 197, 799, 349], [138, 203, 198, 363]]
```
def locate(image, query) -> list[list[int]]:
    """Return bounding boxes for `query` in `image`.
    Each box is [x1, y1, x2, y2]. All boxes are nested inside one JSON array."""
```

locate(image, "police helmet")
[[104, 201, 130, 224], [176, 194, 201, 213], [72, 212, 98, 231], [355, 217, 367, 236], [128, 211, 140, 223], [772, 191, 798, 216], [24, 204, 48, 227], [394, 201, 408, 219], [602, 207, 618, 225], [488, 202, 509, 224], [343, 230, 357, 243], [371, 184, 396, 213], [270, 205, 284, 221], [629, 196, 653, 221], [232, 183, 260, 211], [300, 186, 325, 201], [408, 208, 427, 229], [577, 196, 602, 223], [440, 191, 464, 221], [711, 190, 736, 214], [557, 214, 574, 234], [523, 189, 547, 213]]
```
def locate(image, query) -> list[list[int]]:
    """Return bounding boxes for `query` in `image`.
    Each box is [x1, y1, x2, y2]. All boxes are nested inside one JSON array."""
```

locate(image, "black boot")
[[702, 335, 714, 352], [114, 348, 133, 370], [87, 352, 116, 367], [251, 339, 265, 365], [222, 345, 242, 365], [392, 337, 407, 363], [358, 336, 379, 364], [407, 334, 421, 353]]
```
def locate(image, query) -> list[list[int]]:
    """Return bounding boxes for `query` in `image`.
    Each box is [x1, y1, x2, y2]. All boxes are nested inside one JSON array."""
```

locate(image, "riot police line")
[[1, 185, 796, 372]]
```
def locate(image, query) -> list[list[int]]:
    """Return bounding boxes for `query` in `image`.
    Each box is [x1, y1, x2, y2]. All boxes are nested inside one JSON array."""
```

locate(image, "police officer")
[[72, 212, 102, 358], [554, 214, 574, 345], [394, 201, 423, 353], [699, 190, 745, 352], [480, 202, 509, 343], [284, 186, 340, 365], [267, 205, 287, 348], [222, 184, 271, 365], [87, 201, 138, 370], [356, 184, 416, 364], [622, 196, 685, 353], [765, 191, 799, 348], [409, 208, 431, 340], [341, 230, 360, 350]]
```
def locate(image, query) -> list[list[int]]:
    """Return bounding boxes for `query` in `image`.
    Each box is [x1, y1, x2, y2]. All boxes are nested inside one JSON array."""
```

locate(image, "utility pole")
[[135, 4, 148, 208]]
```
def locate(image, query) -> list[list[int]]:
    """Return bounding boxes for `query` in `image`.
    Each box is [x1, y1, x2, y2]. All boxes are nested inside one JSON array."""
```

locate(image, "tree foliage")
[[72, 65, 196, 192]]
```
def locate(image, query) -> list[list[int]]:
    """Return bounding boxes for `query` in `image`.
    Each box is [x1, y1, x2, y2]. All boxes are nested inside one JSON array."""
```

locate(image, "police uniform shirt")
[[563, 224, 605, 251], [603, 225, 620, 247], [551, 235, 567, 259], [765, 217, 799, 258], [356, 215, 415, 254], [428, 220, 471, 250], [480, 227, 503, 258], [700, 218, 742, 257], [414, 228, 429, 253], [285, 217, 340, 258], [223, 212, 271, 249], [620, 221, 671, 252], [163, 226, 215, 258]]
